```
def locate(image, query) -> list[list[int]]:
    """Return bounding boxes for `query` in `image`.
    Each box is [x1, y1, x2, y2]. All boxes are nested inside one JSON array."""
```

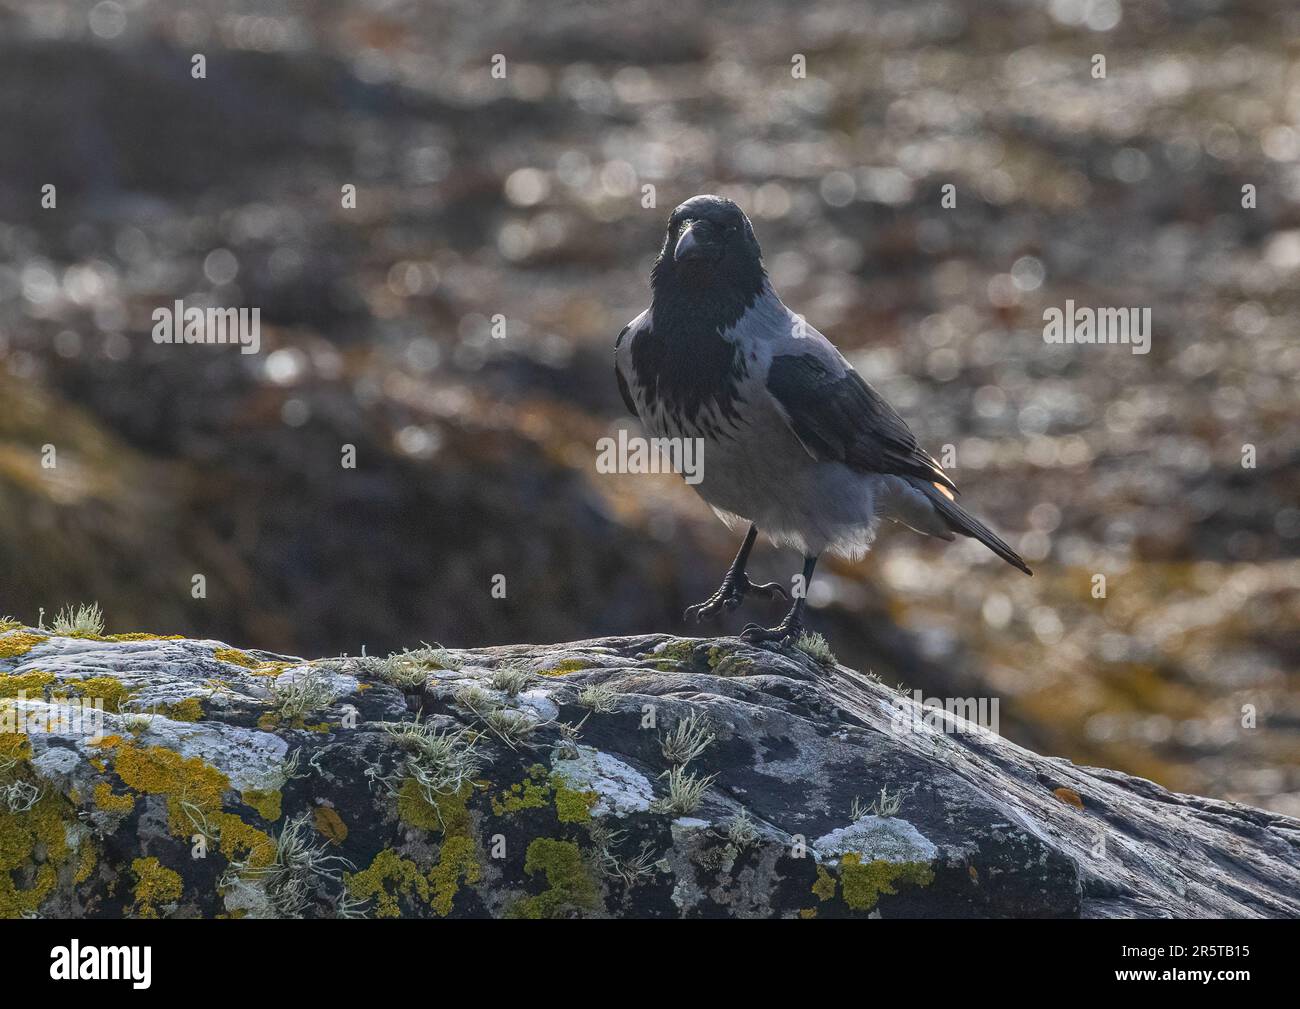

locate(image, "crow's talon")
[[740, 620, 803, 646], [684, 572, 781, 623], [684, 583, 739, 623]]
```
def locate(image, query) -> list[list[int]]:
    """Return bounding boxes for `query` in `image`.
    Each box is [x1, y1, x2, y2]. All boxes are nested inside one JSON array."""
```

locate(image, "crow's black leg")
[[741, 554, 818, 645], [684, 524, 789, 623]]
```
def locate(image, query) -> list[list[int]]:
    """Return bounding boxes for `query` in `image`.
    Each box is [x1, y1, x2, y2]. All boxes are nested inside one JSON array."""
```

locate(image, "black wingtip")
[[993, 544, 1033, 576], [990, 539, 1033, 576], [926, 489, 1033, 577]]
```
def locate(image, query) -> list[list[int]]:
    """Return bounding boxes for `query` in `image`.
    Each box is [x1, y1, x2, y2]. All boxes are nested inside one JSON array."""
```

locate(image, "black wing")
[[614, 324, 638, 417], [767, 352, 956, 492]]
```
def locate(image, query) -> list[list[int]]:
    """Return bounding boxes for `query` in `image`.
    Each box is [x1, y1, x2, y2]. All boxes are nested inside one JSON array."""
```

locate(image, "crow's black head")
[[652, 195, 764, 297]]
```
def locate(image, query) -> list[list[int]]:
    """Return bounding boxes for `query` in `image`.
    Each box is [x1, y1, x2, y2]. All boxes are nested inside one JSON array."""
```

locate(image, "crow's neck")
[[634, 264, 767, 434], [649, 256, 766, 339]]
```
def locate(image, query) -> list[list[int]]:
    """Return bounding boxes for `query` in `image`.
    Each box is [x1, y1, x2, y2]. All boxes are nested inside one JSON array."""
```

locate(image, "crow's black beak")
[[674, 221, 713, 262]]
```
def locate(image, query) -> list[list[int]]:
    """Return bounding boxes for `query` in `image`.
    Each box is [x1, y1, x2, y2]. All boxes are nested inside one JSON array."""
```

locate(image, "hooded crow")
[[615, 194, 1031, 645]]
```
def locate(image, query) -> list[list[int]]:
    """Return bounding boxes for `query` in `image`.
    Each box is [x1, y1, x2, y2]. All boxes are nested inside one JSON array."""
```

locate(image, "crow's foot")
[[684, 572, 788, 623], [740, 616, 804, 646]]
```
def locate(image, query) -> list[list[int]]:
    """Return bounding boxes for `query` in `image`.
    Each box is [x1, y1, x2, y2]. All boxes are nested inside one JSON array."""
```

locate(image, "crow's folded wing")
[[766, 351, 957, 492], [614, 321, 640, 418]]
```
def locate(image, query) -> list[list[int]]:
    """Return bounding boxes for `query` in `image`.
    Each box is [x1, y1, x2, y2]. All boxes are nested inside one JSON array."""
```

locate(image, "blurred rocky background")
[[0, 0, 1297, 812]]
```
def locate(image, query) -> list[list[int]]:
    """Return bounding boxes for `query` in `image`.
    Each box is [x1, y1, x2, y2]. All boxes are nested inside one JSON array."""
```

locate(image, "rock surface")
[[2, 623, 1297, 919]]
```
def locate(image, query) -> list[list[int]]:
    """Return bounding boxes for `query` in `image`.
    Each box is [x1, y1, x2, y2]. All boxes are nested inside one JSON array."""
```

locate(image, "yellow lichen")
[[553, 781, 597, 823], [213, 648, 256, 668], [396, 778, 445, 830], [67, 676, 133, 713], [839, 853, 934, 911], [812, 864, 837, 902], [705, 647, 754, 677], [164, 698, 204, 722], [130, 857, 182, 918], [490, 770, 551, 816], [74, 842, 97, 885], [428, 835, 481, 916], [0, 632, 47, 659], [345, 849, 429, 918], [99, 737, 229, 826], [509, 838, 599, 919], [488, 768, 594, 823], [0, 732, 31, 767], [428, 786, 479, 916], [92, 736, 274, 867], [0, 671, 54, 699], [0, 789, 75, 918], [106, 633, 184, 642], [390, 778, 482, 916], [241, 788, 282, 822], [93, 781, 136, 814], [212, 813, 276, 868], [1, 716, 55, 930]]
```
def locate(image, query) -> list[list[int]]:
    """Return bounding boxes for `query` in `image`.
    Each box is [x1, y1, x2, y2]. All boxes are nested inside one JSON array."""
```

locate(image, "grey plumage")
[[616, 195, 1029, 643]]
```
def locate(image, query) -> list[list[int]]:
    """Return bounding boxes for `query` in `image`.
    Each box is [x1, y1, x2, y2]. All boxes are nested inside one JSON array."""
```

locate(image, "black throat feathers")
[[634, 256, 766, 436]]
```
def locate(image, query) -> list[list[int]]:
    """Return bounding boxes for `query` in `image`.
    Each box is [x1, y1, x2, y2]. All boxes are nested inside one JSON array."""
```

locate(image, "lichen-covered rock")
[[1, 625, 1297, 919]]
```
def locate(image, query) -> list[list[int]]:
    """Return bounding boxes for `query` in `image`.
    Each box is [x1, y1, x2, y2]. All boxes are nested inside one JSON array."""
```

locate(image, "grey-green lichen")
[[539, 658, 594, 676], [649, 640, 697, 671], [706, 645, 754, 677]]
